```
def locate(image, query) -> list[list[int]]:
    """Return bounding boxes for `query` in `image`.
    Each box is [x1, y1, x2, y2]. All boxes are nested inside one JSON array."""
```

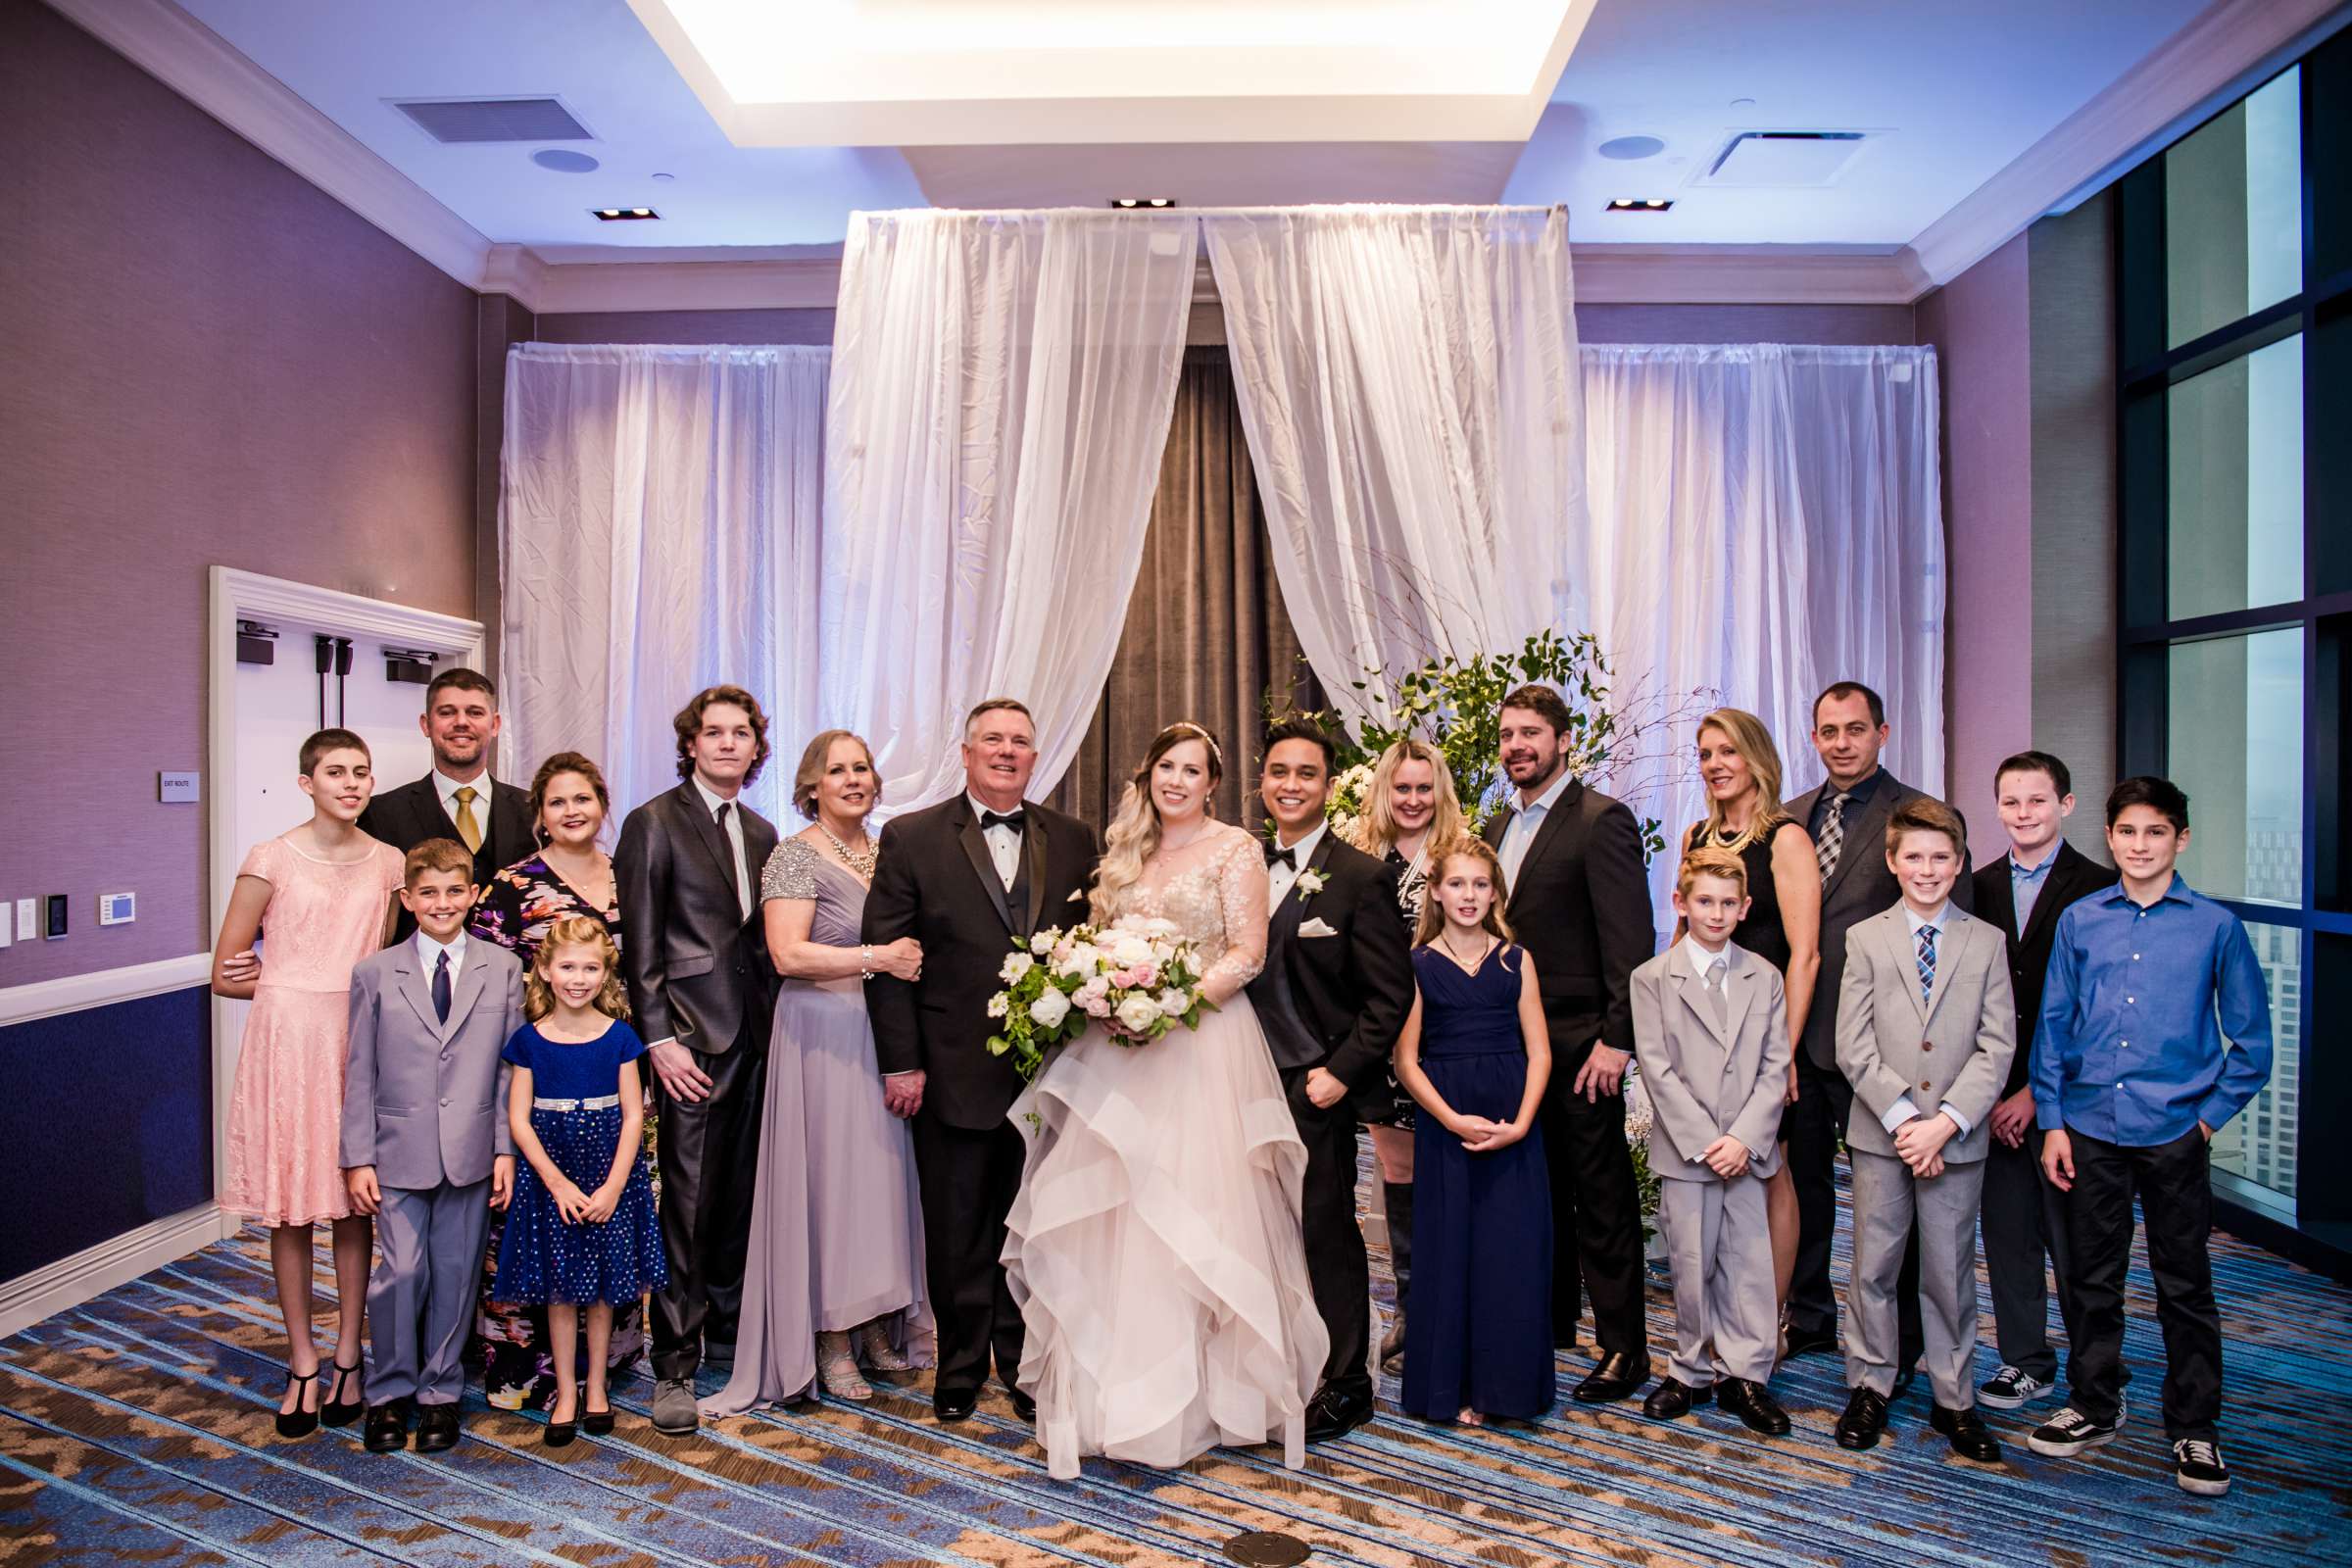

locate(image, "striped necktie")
[[1915, 923, 1937, 1005], [1815, 791, 1851, 884]]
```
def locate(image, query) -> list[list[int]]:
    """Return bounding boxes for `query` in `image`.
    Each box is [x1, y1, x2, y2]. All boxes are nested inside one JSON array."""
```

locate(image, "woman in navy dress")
[[1392, 837, 1555, 1425]]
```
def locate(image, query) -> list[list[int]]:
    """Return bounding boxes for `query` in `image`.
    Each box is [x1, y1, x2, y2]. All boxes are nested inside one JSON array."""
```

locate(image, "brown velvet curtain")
[[1047, 346, 1322, 829]]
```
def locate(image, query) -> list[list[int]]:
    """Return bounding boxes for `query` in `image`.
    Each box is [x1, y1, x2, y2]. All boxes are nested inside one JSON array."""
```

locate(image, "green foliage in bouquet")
[[1278, 629, 1669, 859]]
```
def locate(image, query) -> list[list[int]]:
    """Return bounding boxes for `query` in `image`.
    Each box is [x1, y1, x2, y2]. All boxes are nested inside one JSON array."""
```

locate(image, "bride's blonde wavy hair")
[[1091, 721, 1223, 918]]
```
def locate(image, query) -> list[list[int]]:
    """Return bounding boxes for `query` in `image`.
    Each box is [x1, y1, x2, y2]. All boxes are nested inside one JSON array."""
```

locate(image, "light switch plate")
[[13, 901, 32, 944]]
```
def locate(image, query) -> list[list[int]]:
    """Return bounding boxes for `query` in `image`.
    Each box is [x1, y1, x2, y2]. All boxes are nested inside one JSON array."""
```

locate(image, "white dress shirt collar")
[[1514, 763, 1574, 818], [1275, 819, 1328, 861], [415, 927, 466, 980], [691, 776, 740, 817], [1902, 901, 1952, 937], [1682, 936, 1734, 984]]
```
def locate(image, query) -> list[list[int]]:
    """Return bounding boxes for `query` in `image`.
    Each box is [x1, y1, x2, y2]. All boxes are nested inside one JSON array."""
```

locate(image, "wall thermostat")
[[99, 892, 136, 926]]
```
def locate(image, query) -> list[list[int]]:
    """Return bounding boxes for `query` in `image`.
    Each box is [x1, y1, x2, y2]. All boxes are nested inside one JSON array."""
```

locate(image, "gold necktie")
[[452, 786, 483, 854]]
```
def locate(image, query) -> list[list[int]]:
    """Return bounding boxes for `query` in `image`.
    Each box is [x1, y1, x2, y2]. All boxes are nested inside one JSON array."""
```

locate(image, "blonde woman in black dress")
[[1349, 738, 1467, 1366], [1677, 709, 1819, 1323]]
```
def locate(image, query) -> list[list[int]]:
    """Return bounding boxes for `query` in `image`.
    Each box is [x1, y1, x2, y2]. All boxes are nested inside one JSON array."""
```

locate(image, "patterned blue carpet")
[[2, 1173, 2347, 1567]]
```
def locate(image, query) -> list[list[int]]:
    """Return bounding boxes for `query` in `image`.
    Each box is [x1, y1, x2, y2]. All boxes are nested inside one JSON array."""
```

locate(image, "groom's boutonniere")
[[1295, 868, 1329, 899]]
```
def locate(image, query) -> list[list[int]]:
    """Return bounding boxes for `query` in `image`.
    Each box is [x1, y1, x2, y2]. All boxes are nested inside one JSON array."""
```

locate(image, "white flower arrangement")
[[984, 913, 1215, 1082], [1294, 868, 1329, 899]]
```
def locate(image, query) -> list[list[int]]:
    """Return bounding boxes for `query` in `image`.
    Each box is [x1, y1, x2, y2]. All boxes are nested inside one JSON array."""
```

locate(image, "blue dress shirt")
[[2009, 849, 2057, 931], [2031, 875, 2273, 1147]]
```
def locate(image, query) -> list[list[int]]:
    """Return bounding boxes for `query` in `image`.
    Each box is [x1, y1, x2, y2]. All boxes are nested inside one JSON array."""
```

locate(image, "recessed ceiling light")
[[1110, 197, 1177, 210], [1605, 198, 1673, 212], [592, 207, 660, 220], [532, 148, 600, 173]]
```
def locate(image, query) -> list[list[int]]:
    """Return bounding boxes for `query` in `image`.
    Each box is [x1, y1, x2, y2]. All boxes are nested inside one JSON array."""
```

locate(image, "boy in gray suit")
[[1834, 799, 2016, 1462], [342, 839, 524, 1454], [1631, 846, 1792, 1436]]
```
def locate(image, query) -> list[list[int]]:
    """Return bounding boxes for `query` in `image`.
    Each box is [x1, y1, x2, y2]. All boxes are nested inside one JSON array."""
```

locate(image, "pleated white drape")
[[1202, 206, 1586, 723], [1580, 343, 1945, 911], [498, 343, 829, 825], [824, 209, 1199, 808]]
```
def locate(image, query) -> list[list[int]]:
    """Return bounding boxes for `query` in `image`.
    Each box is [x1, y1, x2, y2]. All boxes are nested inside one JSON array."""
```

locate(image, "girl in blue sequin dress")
[[498, 915, 667, 1445]]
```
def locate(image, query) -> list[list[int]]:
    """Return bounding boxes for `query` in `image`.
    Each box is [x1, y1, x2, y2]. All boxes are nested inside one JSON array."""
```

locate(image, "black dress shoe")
[[933, 1388, 978, 1422], [414, 1403, 461, 1453], [275, 1367, 321, 1440], [1834, 1388, 1890, 1450], [1305, 1385, 1375, 1443], [1781, 1325, 1839, 1359], [1930, 1403, 2004, 1463], [1718, 1379, 1791, 1437], [1641, 1378, 1712, 1421], [363, 1400, 411, 1454], [1572, 1351, 1651, 1405], [583, 1401, 614, 1437], [1005, 1386, 1037, 1422]]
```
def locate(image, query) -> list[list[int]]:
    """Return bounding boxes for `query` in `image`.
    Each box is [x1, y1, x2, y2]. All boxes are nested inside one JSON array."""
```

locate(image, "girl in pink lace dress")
[[1003, 722, 1328, 1480], [213, 728, 404, 1438]]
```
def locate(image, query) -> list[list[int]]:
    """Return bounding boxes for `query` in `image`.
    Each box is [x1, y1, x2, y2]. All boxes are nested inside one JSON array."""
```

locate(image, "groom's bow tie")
[[1265, 844, 1297, 870], [981, 808, 1027, 832]]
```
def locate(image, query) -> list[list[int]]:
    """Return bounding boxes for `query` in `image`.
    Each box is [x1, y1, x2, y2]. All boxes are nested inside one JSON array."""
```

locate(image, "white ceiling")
[[110, 0, 2338, 301]]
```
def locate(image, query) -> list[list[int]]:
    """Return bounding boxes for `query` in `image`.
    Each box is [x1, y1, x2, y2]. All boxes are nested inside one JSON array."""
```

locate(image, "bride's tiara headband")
[[1166, 720, 1223, 767]]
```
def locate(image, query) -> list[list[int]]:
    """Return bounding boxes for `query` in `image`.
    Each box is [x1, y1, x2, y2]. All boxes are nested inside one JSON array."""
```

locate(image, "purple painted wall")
[[0, 3, 477, 986], [1916, 234, 2035, 834]]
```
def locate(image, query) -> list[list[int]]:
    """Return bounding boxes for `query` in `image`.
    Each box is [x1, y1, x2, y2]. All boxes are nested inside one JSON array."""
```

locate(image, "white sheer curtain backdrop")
[[1580, 343, 1945, 916], [1204, 205, 1587, 722], [498, 343, 830, 825], [825, 208, 1198, 808]]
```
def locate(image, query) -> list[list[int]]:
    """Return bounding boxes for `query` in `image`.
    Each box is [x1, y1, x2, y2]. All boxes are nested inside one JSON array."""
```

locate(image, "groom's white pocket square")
[[1066, 889, 1088, 903], [1298, 917, 1340, 938]]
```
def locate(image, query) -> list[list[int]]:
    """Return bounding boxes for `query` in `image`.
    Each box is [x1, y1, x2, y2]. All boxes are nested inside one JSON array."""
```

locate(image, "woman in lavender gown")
[[704, 731, 934, 1413]]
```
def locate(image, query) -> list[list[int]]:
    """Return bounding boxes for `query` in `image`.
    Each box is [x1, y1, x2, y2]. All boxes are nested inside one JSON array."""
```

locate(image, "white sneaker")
[[1978, 1365, 2055, 1409]]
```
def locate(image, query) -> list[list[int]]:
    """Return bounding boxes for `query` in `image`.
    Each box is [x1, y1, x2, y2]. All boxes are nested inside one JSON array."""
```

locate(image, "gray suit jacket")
[[1631, 942, 1790, 1181], [341, 941, 523, 1191], [1783, 770, 1973, 1070], [1834, 906, 2015, 1164]]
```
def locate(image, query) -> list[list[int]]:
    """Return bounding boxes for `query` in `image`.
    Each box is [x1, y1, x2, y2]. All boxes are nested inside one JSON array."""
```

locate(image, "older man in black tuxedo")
[[861, 698, 1102, 1424], [1247, 718, 1414, 1442], [615, 684, 781, 1438]]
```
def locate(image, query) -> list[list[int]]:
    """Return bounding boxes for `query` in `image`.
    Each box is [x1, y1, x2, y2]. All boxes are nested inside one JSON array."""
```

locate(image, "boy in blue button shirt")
[[2026, 777, 2271, 1497]]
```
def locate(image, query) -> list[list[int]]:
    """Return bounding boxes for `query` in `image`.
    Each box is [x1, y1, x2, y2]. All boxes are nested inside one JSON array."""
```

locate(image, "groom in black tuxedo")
[[1247, 719, 1415, 1442], [862, 698, 1102, 1424]]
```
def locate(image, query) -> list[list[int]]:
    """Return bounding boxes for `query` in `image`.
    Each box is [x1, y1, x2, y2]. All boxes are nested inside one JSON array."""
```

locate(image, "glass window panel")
[[2167, 334, 2305, 619], [2206, 920, 2301, 1205], [2165, 67, 2301, 348], [2165, 628, 2304, 906]]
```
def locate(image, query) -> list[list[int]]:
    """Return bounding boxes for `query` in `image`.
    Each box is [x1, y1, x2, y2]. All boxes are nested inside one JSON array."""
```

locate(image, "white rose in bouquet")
[[1114, 993, 1163, 1034], [1108, 934, 1154, 969], [1029, 989, 1073, 1029], [1056, 943, 1100, 979], [1029, 930, 1056, 956], [1000, 951, 1035, 985], [1154, 987, 1192, 1019]]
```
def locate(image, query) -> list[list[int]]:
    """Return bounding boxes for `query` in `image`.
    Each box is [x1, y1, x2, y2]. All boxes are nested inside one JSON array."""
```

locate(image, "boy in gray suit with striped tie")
[[1630, 846, 1793, 1436], [342, 839, 524, 1454], [1834, 799, 2015, 1463]]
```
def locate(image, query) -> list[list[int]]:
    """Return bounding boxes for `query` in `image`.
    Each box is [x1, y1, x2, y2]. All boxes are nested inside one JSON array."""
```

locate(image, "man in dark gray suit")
[[1779, 682, 1970, 1376], [615, 685, 781, 1437]]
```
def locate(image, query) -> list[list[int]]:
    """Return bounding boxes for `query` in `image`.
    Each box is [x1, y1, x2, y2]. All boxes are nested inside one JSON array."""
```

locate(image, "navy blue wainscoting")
[[0, 985, 212, 1281]]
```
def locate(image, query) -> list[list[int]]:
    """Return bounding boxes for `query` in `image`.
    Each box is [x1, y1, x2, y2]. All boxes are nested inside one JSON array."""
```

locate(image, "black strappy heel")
[[275, 1367, 321, 1439], [321, 1358, 366, 1428]]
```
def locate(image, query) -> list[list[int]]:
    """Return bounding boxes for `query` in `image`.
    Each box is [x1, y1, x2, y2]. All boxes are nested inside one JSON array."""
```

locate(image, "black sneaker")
[[1978, 1364, 2055, 1409], [2173, 1438, 2231, 1496], [2027, 1404, 2119, 1458]]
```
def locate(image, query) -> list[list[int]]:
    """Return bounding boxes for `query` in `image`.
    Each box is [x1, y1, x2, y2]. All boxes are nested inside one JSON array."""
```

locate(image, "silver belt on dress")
[[531, 1094, 620, 1111]]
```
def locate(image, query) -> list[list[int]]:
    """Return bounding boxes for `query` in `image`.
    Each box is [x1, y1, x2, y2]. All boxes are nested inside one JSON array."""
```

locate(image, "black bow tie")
[[981, 808, 1027, 832], [1266, 844, 1297, 869]]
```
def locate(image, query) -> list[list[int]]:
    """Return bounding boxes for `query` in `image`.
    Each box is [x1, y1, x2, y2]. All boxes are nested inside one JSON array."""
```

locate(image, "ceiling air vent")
[[1696, 131, 1868, 188], [392, 97, 594, 144]]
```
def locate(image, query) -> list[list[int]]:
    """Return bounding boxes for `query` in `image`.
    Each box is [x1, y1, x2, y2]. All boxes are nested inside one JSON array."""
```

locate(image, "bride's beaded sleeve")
[[1200, 828, 1268, 1003]]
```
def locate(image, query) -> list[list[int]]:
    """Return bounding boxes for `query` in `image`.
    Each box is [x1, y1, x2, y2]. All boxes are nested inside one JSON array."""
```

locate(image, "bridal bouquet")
[[985, 914, 1214, 1083]]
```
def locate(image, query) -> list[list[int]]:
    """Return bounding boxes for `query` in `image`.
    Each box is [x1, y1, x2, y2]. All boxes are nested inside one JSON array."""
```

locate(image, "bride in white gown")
[[1003, 721, 1330, 1480]]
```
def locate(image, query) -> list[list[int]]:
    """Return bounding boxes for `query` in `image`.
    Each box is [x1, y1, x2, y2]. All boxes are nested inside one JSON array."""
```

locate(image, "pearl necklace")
[[819, 822, 877, 879]]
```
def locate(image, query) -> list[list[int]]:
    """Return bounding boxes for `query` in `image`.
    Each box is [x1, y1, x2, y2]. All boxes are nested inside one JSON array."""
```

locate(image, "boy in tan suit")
[[1630, 847, 1792, 1436], [1834, 798, 2016, 1462]]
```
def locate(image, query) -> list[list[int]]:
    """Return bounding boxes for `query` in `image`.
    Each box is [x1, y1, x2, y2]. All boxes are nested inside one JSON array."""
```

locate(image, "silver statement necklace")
[[819, 821, 877, 880]]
